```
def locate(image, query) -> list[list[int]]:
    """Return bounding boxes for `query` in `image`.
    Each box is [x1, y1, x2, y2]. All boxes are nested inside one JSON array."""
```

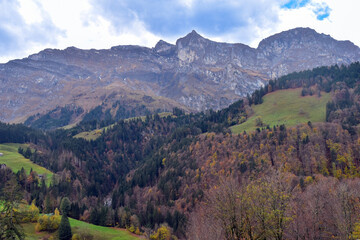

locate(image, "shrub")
[[19, 200, 39, 223], [72, 229, 93, 240], [35, 208, 61, 232], [150, 225, 172, 240]]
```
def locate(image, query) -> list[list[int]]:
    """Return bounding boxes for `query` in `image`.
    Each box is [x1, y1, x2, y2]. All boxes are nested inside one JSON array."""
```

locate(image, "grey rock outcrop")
[[1, 27, 360, 123]]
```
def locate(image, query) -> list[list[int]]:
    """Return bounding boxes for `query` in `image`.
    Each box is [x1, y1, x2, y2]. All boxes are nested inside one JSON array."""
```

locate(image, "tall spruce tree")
[[0, 176, 25, 240], [59, 197, 72, 240]]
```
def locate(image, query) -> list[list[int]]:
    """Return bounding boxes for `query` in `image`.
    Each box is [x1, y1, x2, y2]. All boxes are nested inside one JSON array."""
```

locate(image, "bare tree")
[[187, 177, 249, 240], [187, 171, 295, 240]]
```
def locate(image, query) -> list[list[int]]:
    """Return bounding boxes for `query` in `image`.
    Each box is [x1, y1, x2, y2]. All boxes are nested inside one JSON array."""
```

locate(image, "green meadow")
[[22, 218, 139, 240], [69, 218, 139, 240], [0, 143, 53, 183], [231, 88, 331, 134]]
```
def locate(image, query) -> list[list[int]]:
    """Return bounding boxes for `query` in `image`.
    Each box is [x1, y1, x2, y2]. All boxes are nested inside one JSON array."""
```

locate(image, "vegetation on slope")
[[22, 216, 139, 240], [231, 88, 331, 133], [24, 105, 84, 131], [69, 218, 139, 240], [1, 62, 360, 239], [0, 143, 53, 182], [73, 112, 173, 141]]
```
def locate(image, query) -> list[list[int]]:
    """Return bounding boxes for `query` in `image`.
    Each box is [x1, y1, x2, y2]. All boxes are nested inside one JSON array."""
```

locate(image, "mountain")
[[1, 27, 360, 123]]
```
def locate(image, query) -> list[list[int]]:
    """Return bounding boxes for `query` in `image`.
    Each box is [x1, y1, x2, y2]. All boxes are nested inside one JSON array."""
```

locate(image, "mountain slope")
[[1, 28, 360, 123], [231, 88, 331, 133]]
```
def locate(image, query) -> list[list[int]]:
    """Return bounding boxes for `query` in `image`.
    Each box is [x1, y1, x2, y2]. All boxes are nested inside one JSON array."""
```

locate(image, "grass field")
[[231, 88, 331, 134], [70, 218, 140, 240], [22, 223, 52, 240], [73, 128, 106, 141], [0, 143, 53, 183], [74, 112, 173, 141], [22, 218, 140, 240]]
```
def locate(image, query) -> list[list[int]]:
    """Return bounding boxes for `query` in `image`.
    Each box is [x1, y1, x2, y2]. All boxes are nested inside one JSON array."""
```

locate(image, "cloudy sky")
[[0, 0, 358, 63]]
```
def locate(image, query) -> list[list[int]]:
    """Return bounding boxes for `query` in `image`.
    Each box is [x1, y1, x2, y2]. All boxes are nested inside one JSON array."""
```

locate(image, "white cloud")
[[321, 0, 360, 45], [18, 0, 43, 24], [179, 0, 195, 9], [0, 0, 161, 63], [38, 0, 156, 49]]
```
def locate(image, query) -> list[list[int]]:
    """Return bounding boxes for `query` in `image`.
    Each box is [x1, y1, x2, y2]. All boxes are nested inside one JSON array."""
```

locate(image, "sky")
[[0, 0, 359, 63]]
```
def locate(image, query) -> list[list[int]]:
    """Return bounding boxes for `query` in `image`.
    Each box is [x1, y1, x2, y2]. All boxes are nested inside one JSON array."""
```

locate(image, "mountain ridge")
[[1, 27, 360, 124]]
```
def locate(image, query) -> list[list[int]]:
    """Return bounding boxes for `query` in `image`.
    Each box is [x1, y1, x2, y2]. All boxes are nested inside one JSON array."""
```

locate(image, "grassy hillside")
[[22, 218, 140, 240], [73, 128, 107, 141], [70, 218, 140, 240], [231, 88, 331, 133], [0, 143, 53, 182], [22, 223, 50, 240]]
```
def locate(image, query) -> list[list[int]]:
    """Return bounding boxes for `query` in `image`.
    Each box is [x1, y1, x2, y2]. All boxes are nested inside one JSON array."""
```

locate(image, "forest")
[[1, 62, 360, 239]]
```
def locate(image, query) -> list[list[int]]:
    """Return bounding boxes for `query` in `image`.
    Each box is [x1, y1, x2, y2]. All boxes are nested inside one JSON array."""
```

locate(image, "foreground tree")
[[0, 176, 25, 240], [187, 177, 249, 240], [246, 171, 294, 240], [287, 177, 360, 239], [187, 171, 294, 240], [59, 197, 72, 240]]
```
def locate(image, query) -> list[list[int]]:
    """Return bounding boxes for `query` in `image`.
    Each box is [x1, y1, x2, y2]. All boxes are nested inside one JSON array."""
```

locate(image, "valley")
[[2, 0, 360, 239], [1, 33, 360, 240]]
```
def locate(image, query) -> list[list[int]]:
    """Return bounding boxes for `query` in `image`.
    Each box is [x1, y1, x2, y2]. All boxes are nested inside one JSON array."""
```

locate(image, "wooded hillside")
[[1, 62, 360, 239]]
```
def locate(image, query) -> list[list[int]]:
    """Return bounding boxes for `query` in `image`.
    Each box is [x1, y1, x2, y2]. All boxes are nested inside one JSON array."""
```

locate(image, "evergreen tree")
[[58, 215, 72, 240], [44, 194, 52, 214], [60, 197, 71, 215], [0, 176, 25, 240], [59, 197, 72, 240]]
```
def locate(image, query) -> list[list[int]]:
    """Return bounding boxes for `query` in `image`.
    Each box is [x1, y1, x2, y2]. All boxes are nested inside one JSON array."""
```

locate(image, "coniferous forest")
[[1, 62, 360, 239]]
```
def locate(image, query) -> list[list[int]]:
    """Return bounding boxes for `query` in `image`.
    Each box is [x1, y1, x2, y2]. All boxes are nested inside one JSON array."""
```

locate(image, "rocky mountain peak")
[[154, 40, 175, 55], [188, 30, 202, 38], [256, 28, 360, 79], [176, 30, 208, 49], [257, 27, 359, 54]]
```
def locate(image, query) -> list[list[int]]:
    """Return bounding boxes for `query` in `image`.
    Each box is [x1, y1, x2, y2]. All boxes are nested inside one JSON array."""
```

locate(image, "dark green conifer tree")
[[59, 197, 72, 240], [0, 176, 25, 240]]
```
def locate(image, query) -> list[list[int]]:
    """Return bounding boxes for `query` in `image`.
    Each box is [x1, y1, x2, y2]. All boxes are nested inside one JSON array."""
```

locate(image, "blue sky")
[[0, 0, 358, 63]]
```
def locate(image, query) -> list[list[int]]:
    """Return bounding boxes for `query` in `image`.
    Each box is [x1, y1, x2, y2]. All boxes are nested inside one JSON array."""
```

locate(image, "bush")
[[71, 229, 94, 240], [150, 225, 172, 240], [128, 224, 135, 233], [255, 116, 264, 127], [35, 208, 61, 232], [19, 200, 39, 223], [72, 234, 80, 240]]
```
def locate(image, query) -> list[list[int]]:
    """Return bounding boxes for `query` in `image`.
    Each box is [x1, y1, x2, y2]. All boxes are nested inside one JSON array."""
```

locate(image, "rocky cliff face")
[[1, 27, 360, 123]]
